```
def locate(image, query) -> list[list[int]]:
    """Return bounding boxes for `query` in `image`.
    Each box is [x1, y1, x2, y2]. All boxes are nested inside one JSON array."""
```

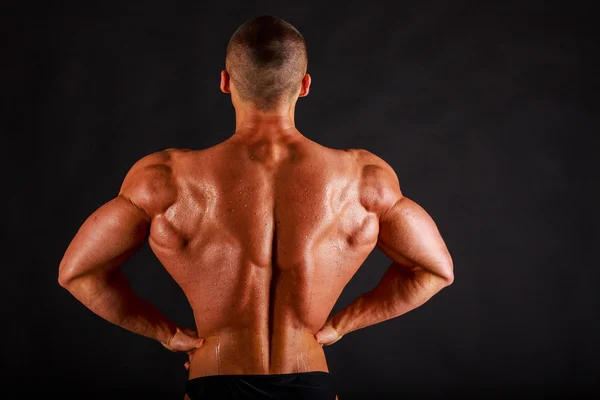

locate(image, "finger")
[[182, 328, 199, 338], [184, 362, 190, 370], [183, 337, 204, 350], [160, 342, 175, 352], [323, 326, 339, 343], [314, 332, 322, 344], [315, 330, 330, 344], [326, 334, 343, 347]]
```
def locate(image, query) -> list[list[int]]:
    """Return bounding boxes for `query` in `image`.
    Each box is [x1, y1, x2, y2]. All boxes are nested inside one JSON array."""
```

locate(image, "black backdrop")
[[3, 2, 594, 399]]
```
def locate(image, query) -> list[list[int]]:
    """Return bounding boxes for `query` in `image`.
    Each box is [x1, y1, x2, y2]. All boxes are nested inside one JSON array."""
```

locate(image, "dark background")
[[3, 1, 595, 398]]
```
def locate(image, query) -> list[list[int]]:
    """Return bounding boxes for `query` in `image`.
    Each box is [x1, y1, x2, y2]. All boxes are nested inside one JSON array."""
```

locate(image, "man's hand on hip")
[[161, 327, 204, 353]]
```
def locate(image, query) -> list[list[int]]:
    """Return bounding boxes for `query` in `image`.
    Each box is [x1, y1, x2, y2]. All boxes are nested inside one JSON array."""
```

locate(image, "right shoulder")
[[348, 149, 402, 216], [118, 149, 179, 217]]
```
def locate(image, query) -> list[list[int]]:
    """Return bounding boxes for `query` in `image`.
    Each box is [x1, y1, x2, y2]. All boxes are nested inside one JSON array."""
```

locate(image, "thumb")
[[315, 325, 338, 344]]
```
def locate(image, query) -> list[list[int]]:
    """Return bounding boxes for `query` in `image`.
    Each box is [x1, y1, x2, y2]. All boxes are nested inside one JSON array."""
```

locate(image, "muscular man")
[[58, 15, 454, 400]]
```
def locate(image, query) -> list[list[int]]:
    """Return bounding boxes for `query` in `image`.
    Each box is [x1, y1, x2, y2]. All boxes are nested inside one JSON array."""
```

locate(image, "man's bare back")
[[119, 131, 398, 378], [58, 16, 453, 398], [58, 126, 453, 378]]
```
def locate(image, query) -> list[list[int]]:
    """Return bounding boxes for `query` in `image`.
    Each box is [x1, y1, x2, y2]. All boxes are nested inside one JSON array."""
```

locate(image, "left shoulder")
[[118, 149, 180, 217]]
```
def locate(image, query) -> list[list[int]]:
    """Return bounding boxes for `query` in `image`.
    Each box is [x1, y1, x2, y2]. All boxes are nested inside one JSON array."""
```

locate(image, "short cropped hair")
[[225, 16, 308, 110]]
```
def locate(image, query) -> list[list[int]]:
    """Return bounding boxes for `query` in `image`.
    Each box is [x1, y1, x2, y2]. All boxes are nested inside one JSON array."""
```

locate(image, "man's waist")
[[187, 330, 328, 378]]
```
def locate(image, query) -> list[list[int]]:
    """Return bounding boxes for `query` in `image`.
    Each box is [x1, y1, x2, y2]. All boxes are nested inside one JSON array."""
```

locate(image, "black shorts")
[[186, 371, 337, 399]]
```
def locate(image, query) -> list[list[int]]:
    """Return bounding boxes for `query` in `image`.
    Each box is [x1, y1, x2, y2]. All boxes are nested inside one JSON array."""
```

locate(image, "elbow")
[[441, 257, 454, 286], [58, 270, 73, 290], [443, 272, 454, 286], [58, 277, 72, 290], [58, 261, 78, 290], [430, 254, 453, 287], [59, 262, 106, 292]]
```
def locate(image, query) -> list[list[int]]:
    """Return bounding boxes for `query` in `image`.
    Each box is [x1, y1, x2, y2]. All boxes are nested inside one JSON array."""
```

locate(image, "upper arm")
[[378, 196, 453, 281], [358, 150, 453, 281], [58, 151, 175, 284]]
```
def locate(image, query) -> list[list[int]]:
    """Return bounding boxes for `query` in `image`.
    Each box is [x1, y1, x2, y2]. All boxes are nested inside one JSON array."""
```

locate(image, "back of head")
[[226, 16, 307, 111]]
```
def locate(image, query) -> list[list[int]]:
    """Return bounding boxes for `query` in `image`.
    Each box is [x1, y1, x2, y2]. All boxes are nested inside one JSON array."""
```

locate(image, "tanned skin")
[[59, 70, 454, 398]]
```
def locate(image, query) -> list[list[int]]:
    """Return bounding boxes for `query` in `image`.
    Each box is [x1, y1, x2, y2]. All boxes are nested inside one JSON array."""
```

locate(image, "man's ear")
[[220, 70, 231, 94], [298, 73, 311, 97]]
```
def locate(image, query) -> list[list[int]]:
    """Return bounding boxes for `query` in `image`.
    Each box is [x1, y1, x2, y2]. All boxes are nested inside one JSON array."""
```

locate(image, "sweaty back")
[[141, 133, 385, 378]]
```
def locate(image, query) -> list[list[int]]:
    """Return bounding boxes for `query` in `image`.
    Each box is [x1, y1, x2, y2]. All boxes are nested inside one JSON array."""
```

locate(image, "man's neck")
[[232, 104, 299, 139]]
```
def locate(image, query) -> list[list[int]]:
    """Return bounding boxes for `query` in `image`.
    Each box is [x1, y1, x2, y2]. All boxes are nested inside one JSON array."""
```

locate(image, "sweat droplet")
[[216, 342, 221, 373]]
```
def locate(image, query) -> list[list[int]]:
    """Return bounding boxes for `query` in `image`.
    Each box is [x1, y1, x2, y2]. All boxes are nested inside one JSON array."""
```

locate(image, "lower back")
[[188, 325, 328, 378]]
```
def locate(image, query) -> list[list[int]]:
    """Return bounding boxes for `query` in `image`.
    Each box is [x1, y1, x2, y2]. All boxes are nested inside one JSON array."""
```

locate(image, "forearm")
[[331, 262, 451, 336], [62, 269, 177, 344]]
